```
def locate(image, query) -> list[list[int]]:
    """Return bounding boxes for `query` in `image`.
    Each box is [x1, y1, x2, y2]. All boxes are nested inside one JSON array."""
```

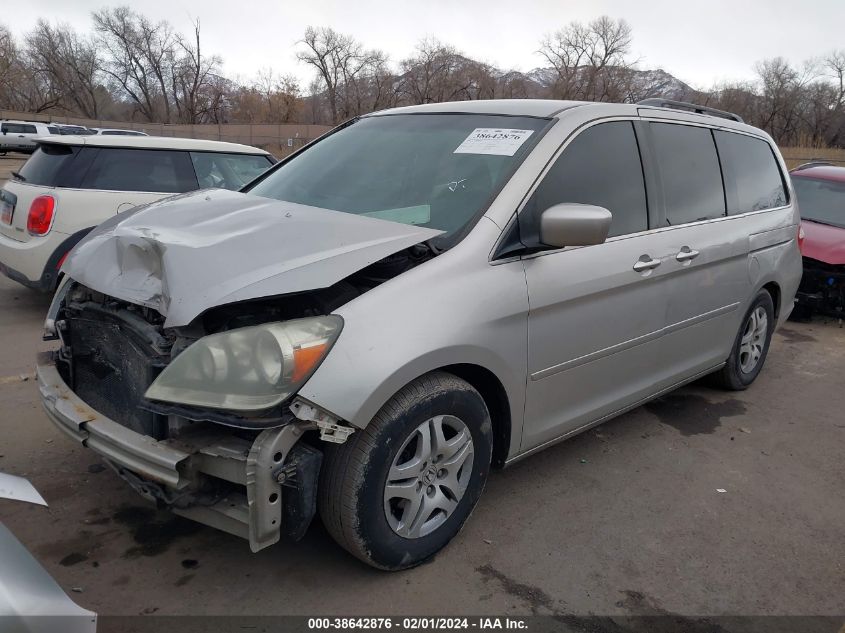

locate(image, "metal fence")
[[0, 110, 332, 156]]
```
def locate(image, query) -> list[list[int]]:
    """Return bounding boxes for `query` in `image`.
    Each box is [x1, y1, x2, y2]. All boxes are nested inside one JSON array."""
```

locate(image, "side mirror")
[[540, 203, 612, 248]]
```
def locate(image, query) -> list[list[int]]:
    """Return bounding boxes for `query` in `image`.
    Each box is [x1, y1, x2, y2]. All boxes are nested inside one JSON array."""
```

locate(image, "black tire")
[[319, 371, 493, 570], [711, 289, 775, 390]]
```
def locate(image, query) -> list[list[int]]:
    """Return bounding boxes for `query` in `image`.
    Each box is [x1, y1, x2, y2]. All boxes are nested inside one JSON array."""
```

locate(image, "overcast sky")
[[7, 0, 844, 90]]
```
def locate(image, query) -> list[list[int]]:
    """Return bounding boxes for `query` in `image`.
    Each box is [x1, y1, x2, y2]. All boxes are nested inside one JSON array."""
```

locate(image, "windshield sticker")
[[363, 205, 431, 225], [453, 128, 534, 156]]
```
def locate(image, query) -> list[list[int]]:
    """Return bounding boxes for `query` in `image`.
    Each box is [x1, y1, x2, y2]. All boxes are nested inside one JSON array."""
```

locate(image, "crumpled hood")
[[64, 189, 442, 327], [801, 219, 845, 265]]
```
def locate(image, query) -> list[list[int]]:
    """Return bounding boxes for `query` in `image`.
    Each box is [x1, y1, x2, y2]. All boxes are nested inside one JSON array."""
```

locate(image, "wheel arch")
[[40, 226, 95, 291], [437, 364, 512, 469], [760, 280, 781, 319], [307, 354, 518, 470]]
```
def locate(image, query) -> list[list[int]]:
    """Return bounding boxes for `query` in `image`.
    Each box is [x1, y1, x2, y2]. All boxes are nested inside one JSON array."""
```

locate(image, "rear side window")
[[650, 123, 725, 225], [81, 149, 198, 193], [714, 132, 787, 214], [2, 123, 38, 134], [17, 144, 80, 186], [189, 152, 273, 191], [521, 121, 649, 240]]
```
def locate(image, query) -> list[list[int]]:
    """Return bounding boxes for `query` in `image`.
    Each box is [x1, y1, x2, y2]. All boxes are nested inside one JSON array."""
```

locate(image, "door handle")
[[675, 247, 700, 262], [633, 256, 662, 272]]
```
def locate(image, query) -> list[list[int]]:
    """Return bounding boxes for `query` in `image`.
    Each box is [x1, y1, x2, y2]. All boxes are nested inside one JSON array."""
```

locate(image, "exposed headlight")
[[144, 316, 342, 411]]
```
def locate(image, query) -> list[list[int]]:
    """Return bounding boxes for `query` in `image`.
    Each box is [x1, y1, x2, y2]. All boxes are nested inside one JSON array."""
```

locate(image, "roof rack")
[[637, 98, 745, 124], [792, 160, 836, 171]]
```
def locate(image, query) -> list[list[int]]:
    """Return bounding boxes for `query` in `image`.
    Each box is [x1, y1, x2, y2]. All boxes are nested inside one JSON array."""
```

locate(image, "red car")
[[790, 162, 845, 319]]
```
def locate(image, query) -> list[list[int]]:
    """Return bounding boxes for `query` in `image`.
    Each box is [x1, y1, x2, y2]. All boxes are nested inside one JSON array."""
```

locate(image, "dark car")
[[790, 162, 845, 319]]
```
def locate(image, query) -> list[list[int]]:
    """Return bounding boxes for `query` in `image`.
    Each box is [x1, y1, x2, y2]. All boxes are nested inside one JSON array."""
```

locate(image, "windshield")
[[246, 114, 550, 242], [793, 176, 845, 228]]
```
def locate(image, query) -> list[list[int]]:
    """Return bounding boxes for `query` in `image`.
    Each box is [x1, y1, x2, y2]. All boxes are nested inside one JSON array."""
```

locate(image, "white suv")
[[0, 120, 60, 153], [0, 135, 276, 291]]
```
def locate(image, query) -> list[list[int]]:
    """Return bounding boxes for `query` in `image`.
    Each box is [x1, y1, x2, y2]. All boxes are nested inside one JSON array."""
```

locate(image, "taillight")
[[797, 225, 805, 253], [27, 195, 55, 236]]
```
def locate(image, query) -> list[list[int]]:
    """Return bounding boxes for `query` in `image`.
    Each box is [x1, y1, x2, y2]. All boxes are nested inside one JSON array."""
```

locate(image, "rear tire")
[[711, 289, 775, 390], [319, 371, 493, 570]]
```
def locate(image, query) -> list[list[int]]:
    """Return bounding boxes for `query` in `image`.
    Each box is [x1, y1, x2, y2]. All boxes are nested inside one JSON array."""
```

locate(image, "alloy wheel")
[[739, 306, 768, 374], [383, 415, 474, 539]]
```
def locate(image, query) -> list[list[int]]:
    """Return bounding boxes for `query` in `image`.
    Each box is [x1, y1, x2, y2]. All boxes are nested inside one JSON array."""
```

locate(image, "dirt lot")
[[0, 271, 843, 621], [0, 153, 27, 183]]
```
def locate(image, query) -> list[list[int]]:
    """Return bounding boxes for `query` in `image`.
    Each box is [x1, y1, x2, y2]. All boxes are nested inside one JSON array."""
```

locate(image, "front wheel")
[[319, 371, 493, 570], [711, 289, 775, 390]]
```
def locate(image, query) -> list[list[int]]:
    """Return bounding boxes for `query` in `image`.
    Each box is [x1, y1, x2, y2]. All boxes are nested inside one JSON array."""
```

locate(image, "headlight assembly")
[[144, 315, 342, 412]]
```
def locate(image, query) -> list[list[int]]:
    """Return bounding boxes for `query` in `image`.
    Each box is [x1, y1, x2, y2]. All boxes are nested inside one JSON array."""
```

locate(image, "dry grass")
[[780, 146, 845, 170]]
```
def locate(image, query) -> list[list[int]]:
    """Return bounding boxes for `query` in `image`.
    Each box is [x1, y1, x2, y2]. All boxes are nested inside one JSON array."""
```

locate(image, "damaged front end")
[[37, 189, 442, 550], [796, 257, 845, 319], [37, 282, 336, 550]]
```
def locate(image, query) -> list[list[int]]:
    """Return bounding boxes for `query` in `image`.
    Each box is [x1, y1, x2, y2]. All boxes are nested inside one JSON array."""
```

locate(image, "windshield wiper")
[[10, 171, 25, 182]]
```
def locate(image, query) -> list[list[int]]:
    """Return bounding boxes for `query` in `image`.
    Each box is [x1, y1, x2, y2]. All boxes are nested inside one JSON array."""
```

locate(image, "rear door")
[[519, 120, 681, 451], [639, 121, 753, 379]]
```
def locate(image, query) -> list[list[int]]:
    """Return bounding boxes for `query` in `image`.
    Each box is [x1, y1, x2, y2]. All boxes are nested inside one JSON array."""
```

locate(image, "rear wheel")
[[711, 289, 775, 390], [319, 371, 493, 570]]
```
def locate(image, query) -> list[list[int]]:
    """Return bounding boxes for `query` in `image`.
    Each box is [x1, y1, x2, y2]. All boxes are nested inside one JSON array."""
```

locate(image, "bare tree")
[[822, 51, 845, 145], [398, 39, 497, 104], [0, 23, 64, 112], [230, 69, 301, 123], [171, 19, 223, 123], [26, 20, 101, 118], [93, 6, 176, 122], [297, 27, 355, 123], [538, 16, 634, 101], [296, 26, 388, 123]]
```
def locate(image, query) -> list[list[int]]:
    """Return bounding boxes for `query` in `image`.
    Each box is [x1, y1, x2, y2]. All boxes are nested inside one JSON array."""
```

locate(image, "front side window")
[[519, 121, 649, 243], [81, 148, 198, 193], [190, 152, 274, 191], [246, 114, 551, 243], [651, 123, 725, 225], [792, 177, 845, 229], [714, 131, 787, 214]]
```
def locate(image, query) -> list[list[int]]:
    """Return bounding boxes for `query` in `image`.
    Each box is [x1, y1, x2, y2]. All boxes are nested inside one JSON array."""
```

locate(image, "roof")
[[1, 119, 52, 126], [367, 99, 589, 118], [790, 164, 845, 183], [366, 99, 762, 134], [33, 135, 269, 155]]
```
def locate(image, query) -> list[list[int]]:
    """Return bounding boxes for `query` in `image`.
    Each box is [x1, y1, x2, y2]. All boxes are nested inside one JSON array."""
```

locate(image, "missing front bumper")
[[36, 351, 320, 551]]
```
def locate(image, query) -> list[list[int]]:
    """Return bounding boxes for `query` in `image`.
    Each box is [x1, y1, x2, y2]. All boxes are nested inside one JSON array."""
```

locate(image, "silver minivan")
[[38, 99, 802, 570]]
